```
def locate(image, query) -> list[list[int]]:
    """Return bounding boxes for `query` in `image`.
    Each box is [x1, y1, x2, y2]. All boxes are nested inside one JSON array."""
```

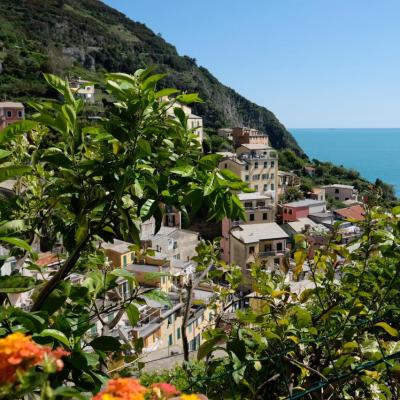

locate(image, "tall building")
[[0, 102, 24, 129], [219, 143, 279, 201], [220, 192, 275, 263], [231, 127, 268, 147]]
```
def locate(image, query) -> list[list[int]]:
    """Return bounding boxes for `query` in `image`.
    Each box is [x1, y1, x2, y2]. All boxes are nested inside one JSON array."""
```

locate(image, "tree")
[[0, 70, 246, 397]]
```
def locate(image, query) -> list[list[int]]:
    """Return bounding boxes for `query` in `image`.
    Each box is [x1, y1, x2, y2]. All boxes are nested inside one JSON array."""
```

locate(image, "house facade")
[[282, 199, 327, 223], [322, 184, 358, 202], [0, 102, 24, 129], [221, 192, 275, 262], [219, 143, 279, 200], [229, 222, 289, 287], [231, 127, 268, 147]]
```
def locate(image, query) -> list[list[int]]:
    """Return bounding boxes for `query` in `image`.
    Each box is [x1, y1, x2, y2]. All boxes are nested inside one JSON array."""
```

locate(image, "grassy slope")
[[0, 0, 303, 155]]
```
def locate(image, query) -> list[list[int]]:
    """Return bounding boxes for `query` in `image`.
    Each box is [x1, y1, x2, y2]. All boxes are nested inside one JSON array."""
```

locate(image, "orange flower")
[[0, 332, 69, 384], [93, 378, 147, 400], [151, 382, 180, 398]]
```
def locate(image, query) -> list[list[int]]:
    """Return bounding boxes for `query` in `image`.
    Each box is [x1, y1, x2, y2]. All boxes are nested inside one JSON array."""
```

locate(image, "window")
[[122, 255, 127, 267], [245, 175, 249, 181], [264, 244, 272, 252], [289, 209, 293, 215], [249, 214, 255, 221], [264, 161, 268, 168], [17, 111, 23, 118], [254, 185, 258, 191], [244, 201, 252, 208], [345, 197, 349, 200], [335, 189, 339, 194], [263, 213, 268, 220], [177, 327, 181, 339], [224, 163, 227, 168], [270, 173, 274, 179], [254, 162, 258, 169], [271, 183, 275, 190], [262, 173, 268, 179], [253, 174, 260, 180], [277, 242, 283, 251], [245, 165, 249, 170], [6, 111, 12, 118], [168, 334, 173, 346], [271, 161, 275, 167], [10, 261, 17, 274], [168, 315, 174, 325], [274, 258, 280, 264], [263, 184, 268, 191], [284, 208, 287, 214], [249, 246, 255, 254], [188, 323, 192, 333]]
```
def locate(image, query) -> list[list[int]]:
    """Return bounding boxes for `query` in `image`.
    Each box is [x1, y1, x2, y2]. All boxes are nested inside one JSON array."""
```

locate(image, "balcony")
[[258, 249, 289, 258]]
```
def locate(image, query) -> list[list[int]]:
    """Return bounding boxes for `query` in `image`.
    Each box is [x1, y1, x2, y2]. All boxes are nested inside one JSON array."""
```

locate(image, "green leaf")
[[52, 387, 88, 400], [0, 165, 31, 183], [0, 275, 35, 293], [176, 93, 203, 104], [220, 169, 240, 181], [38, 329, 71, 348], [141, 73, 167, 90], [0, 150, 11, 160], [110, 269, 136, 283], [156, 88, 180, 99], [295, 307, 312, 328], [0, 120, 37, 144], [140, 199, 155, 219], [0, 236, 32, 252], [170, 165, 195, 177], [90, 336, 121, 352], [197, 333, 227, 360], [375, 322, 398, 337], [0, 220, 26, 236], [199, 153, 222, 168], [125, 304, 140, 327], [141, 289, 172, 307]]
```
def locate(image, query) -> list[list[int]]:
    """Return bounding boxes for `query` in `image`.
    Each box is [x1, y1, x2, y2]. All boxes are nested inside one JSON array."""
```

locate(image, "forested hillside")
[[0, 0, 303, 154]]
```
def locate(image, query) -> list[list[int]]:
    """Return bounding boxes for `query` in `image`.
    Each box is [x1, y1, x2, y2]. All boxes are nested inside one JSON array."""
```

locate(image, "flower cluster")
[[93, 378, 204, 400], [0, 332, 69, 385]]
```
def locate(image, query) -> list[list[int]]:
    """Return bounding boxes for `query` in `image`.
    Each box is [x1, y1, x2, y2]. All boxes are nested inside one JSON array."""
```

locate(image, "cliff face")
[[0, 0, 304, 154]]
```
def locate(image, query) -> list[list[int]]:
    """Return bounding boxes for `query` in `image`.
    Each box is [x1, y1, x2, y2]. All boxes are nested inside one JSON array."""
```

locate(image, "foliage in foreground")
[[147, 206, 400, 399], [0, 70, 245, 398]]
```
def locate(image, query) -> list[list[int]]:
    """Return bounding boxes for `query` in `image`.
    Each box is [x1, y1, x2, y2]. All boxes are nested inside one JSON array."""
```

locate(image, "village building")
[[322, 184, 358, 202], [220, 192, 275, 262], [69, 78, 95, 103], [219, 143, 279, 201], [229, 222, 289, 286], [282, 199, 327, 223], [231, 127, 268, 147], [0, 102, 24, 129]]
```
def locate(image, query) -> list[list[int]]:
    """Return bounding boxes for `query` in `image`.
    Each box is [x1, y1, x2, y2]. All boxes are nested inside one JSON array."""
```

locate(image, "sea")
[[290, 128, 400, 197]]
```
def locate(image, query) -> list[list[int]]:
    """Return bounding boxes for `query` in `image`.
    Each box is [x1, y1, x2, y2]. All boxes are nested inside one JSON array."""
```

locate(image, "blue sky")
[[104, 0, 400, 128]]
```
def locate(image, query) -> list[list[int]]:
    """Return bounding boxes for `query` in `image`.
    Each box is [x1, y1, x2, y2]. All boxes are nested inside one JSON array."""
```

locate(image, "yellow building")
[[219, 143, 279, 202], [229, 222, 289, 287]]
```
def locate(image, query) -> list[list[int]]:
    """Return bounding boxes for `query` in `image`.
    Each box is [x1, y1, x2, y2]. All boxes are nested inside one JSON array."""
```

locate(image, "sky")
[[103, 0, 400, 128]]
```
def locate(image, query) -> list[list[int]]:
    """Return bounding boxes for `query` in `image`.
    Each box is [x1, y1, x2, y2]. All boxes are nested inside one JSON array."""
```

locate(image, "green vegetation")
[[0, 0, 303, 155], [0, 71, 246, 397], [278, 149, 397, 205], [144, 207, 400, 399]]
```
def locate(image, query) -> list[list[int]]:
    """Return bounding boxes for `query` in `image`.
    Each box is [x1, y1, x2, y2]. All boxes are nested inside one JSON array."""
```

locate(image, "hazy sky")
[[104, 0, 400, 128]]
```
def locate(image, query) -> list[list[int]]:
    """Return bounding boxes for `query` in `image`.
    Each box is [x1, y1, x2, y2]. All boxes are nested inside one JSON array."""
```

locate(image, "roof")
[[284, 199, 326, 208], [334, 204, 365, 221], [278, 170, 298, 177], [188, 113, 202, 119], [140, 226, 178, 241], [37, 252, 62, 267], [312, 188, 325, 193], [287, 218, 329, 234], [238, 143, 271, 150], [0, 102, 24, 109], [238, 192, 271, 201], [127, 263, 167, 273], [101, 239, 132, 254], [322, 184, 354, 189], [231, 223, 289, 244]]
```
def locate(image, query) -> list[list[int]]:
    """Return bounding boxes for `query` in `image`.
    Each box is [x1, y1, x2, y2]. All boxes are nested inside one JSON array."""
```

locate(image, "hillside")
[[0, 0, 303, 154]]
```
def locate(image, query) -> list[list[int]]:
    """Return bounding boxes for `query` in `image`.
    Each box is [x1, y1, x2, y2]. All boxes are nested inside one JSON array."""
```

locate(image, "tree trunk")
[[181, 278, 193, 362]]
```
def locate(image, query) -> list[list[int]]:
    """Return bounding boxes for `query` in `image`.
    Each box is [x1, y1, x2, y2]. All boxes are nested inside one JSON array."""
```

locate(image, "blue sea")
[[290, 128, 400, 197]]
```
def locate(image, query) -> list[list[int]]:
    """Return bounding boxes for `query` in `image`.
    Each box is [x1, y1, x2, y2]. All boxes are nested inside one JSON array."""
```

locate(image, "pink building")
[[0, 102, 25, 130], [282, 199, 326, 223]]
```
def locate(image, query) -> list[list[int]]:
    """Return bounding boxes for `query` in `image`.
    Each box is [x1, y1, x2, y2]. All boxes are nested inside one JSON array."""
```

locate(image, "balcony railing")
[[258, 249, 288, 258]]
